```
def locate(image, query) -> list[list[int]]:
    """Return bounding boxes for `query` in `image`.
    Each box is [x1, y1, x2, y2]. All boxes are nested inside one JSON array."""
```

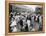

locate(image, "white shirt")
[[39, 16, 42, 23], [27, 20, 30, 27], [10, 20, 17, 27]]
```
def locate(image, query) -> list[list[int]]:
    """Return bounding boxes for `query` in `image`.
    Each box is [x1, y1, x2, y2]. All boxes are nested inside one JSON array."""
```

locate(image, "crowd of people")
[[10, 13, 43, 32]]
